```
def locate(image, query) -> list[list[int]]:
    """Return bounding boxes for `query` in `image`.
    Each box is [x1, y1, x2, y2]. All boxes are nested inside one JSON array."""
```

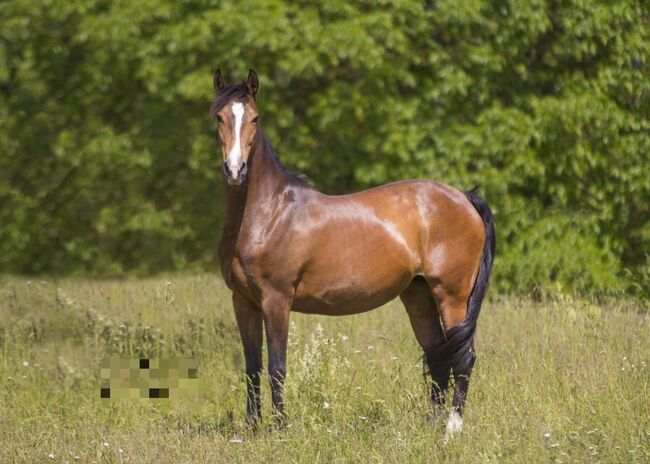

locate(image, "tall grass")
[[0, 275, 648, 463]]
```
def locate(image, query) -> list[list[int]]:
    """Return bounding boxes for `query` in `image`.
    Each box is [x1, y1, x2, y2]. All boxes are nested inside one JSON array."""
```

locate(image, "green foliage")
[[0, 0, 648, 296], [496, 210, 623, 294]]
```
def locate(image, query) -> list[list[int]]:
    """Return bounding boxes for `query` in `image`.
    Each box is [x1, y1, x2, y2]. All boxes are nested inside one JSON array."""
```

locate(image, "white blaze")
[[226, 102, 245, 175]]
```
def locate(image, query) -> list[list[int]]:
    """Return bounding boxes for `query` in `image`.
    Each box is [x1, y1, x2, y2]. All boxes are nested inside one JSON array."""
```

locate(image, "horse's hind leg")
[[449, 339, 475, 435], [436, 296, 477, 437], [399, 277, 450, 413]]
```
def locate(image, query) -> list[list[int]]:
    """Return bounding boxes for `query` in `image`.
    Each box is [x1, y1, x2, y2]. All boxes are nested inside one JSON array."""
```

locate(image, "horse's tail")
[[425, 186, 496, 379]]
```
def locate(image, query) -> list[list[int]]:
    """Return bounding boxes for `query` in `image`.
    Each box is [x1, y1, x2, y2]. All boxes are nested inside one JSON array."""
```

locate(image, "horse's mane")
[[263, 135, 314, 189], [210, 82, 250, 117]]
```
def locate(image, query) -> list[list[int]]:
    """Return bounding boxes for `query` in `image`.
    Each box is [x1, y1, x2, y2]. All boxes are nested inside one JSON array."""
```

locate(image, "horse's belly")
[[292, 292, 396, 315], [292, 264, 413, 315]]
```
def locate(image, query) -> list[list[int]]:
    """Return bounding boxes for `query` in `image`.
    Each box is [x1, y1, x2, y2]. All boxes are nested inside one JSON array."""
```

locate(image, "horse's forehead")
[[227, 99, 256, 117], [231, 101, 245, 117]]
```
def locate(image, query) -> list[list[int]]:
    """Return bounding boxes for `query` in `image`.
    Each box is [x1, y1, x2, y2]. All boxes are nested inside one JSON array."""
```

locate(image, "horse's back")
[[313, 179, 484, 253]]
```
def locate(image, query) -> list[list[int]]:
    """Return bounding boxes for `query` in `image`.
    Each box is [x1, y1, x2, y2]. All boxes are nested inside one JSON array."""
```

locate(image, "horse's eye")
[[251, 116, 259, 125], [216, 115, 224, 124]]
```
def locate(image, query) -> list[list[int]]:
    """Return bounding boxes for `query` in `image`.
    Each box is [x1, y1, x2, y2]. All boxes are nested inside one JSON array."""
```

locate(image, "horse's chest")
[[227, 252, 268, 296], [220, 233, 260, 290], [222, 225, 299, 297], [229, 256, 250, 289]]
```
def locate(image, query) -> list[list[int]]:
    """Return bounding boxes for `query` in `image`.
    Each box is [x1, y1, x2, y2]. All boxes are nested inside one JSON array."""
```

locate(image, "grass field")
[[0, 275, 648, 463]]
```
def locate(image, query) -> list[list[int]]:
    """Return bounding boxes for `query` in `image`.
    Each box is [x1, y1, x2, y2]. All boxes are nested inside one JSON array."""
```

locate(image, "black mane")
[[210, 82, 250, 117]]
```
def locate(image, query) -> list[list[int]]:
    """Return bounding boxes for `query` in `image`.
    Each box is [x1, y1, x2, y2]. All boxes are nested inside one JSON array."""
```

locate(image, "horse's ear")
[[214, 68, 226, 92], [247, 68, 259, 97]]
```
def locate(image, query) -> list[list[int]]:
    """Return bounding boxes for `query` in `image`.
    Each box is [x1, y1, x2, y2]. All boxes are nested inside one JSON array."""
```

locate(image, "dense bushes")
[[1, 0, 648, 296]]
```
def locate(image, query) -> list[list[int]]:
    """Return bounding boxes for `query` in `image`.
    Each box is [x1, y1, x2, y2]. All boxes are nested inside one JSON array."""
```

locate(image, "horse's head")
[[211, 69, 260, 186]]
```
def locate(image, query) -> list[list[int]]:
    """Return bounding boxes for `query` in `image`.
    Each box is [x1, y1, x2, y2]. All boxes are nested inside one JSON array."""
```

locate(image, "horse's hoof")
[[443, 411, 463, 443]]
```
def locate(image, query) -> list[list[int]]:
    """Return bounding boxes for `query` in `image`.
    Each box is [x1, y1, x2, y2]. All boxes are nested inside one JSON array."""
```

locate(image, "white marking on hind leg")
[[444, 411, 463, 442]]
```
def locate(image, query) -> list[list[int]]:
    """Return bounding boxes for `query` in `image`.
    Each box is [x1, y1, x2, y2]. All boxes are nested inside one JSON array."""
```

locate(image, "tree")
[[1, 0, 648, 296]]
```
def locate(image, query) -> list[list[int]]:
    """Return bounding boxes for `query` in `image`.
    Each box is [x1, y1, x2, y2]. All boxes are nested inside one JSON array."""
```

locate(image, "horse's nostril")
[[224, 163, 232, 176]]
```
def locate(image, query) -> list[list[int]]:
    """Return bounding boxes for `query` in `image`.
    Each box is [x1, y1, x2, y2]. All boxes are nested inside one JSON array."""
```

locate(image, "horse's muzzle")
[[224, 161, 248, 185]]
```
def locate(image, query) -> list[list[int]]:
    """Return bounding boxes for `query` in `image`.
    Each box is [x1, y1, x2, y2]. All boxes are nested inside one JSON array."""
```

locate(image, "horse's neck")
[[247, 132, 288, 202], [223, 131, 289, 236]]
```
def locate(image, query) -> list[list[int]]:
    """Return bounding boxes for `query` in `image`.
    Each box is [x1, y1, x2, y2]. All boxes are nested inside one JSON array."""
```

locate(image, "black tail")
[[425, 186, 496, 379]]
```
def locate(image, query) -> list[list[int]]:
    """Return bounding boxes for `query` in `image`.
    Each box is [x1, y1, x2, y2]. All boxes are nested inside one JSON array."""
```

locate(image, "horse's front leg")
[[261, 294, 291, 428], [232, 293, 263, 427]]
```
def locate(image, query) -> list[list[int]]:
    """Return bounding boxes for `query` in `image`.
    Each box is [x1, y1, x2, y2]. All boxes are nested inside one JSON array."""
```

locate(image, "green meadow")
[[0, 275, 647, 463]]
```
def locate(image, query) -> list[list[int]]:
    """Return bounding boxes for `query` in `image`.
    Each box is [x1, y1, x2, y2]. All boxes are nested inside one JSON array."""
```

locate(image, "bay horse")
[[212, 69, 496, 437]]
